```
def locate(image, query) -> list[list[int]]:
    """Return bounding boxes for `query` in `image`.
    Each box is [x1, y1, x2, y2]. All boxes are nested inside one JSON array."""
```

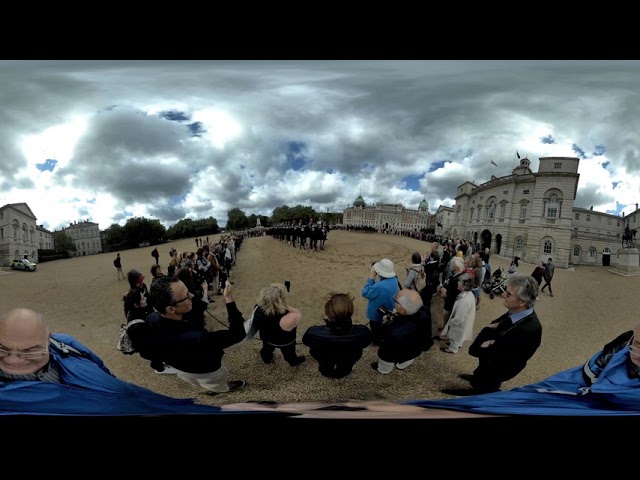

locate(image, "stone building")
[[0, 203, 39, 266], [448, 156, 637, 268], [36, 224, 54, 251], [343, 195, 431, 232], [62, 220, 102, 257]]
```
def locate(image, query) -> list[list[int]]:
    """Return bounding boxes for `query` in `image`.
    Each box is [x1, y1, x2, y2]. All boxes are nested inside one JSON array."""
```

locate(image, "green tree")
[[226, 208, 249, 231], [104, 223, 125, 251], [122, 217, 167, 248], [53, 232, 77, 257]]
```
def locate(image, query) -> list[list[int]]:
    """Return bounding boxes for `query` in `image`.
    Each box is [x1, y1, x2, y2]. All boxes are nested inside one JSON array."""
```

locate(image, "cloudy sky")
[[2, 60, 639, 231]]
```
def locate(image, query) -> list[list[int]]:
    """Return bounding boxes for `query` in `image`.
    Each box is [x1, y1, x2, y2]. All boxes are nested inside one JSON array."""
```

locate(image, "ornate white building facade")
[[446, 156, 638, 268], [63, 220, 102, 257], [343, 195, 431, 232], [0, 203, 39, 266]]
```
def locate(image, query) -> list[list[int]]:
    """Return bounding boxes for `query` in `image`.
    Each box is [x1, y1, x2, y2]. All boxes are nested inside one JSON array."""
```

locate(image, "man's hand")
[[223, 280, 233, 302]]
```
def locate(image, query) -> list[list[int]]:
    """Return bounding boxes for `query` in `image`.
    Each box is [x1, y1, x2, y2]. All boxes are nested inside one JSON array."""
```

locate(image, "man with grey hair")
[[437, 256, 466, 331], [371, 289, 433, 374], [442, 273, 542, 396]]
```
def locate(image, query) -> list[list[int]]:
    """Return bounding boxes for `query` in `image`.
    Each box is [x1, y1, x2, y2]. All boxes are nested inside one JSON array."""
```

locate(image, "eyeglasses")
[[171, 293, 192, 306], [0, 348, 48, 359]]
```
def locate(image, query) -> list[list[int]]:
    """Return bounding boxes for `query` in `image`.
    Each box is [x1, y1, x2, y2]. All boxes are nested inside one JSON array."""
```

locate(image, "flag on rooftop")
[[491, 160, 498, 167], [516, 151, 521, 159]]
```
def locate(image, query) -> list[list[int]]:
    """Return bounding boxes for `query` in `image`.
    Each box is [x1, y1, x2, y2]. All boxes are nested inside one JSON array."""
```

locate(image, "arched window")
[[543, 240, 552, 254], [573, 245, 581, 256], [546, 193, 559, 218], [515, 236, 523, 250], [22, 224, 27, 242], [588, 247, 597, 258], [13, 220, 18, 240], [603, 247, 611, 254]]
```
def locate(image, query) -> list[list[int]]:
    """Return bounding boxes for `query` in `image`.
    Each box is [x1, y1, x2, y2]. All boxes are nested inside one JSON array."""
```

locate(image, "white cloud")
[[1, 60, 640, 230]]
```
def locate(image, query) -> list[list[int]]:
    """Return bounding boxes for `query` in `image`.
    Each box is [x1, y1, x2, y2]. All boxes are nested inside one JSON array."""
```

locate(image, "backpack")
[[117, 319, 147, 355], [411, 266, 427, 292]]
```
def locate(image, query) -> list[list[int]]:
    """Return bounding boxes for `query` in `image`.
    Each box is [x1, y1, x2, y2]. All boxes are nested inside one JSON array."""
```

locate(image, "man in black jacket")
[[371, 289, 433, 374], [143, 277, 246, 394], [442, 273, 542, 396]]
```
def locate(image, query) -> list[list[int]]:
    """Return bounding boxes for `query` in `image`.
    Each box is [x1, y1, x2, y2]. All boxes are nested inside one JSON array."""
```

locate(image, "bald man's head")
[[395, 289, 423, 315], [0, 308, 51, 375]]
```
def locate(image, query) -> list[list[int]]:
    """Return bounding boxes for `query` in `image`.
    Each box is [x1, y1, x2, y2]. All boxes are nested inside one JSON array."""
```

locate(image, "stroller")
[[482, 267, 509, 299]]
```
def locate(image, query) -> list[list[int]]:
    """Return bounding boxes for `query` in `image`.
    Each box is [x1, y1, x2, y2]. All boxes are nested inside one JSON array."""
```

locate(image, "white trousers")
[[376, 358, 415, 374], [174, 365, 230, 392]]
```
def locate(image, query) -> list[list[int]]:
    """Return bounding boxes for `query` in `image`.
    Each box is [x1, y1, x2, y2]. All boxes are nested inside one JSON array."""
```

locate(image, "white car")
[[10, 258, 37, 271]]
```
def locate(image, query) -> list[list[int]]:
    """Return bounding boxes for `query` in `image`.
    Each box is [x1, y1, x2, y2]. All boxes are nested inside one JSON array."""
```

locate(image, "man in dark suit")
[[442, 273, 542, 396]]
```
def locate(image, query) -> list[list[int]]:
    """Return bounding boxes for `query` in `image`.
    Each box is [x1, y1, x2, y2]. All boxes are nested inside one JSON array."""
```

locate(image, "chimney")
[[636, 203, 638, 210]]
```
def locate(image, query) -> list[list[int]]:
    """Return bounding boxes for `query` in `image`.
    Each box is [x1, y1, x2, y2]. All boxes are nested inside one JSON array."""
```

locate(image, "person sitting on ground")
[[302, 293, 372, 379], [0, 308, 220, 415], [143, 277, 246, 395], [252, 283, 306, 366], [371, 288, 433, 374]]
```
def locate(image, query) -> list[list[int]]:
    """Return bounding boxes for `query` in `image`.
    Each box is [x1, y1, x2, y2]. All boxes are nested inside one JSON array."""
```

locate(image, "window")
[[503, 190, 509, 195], [573, 245, 581, 256], [476, 207, 481, 220], [520, 205, 527, 218], [608, 219, 611, 225], [575, 213, 579, 220], [523, 189, 530, 195], [515, 237, 523, 250], [500, 204, 506, 218], [488, 203, 495, 219], [546, 193, 559, 219], [554, 162, 562, 169], [588, 247, 597, 258], [597, 216, 601, 223], [0, 228, 3, 238], [543, 240, 552, 254], [586, 214, 591, 222], [617, 221, 620, 227]]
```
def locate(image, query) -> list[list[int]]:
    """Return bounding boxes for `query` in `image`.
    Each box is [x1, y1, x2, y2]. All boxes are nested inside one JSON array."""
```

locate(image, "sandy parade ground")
[[2, 230, 639, 415]]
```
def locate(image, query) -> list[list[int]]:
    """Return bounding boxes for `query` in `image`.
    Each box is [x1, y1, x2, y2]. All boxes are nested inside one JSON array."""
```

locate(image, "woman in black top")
[[302, 293, 372, 379], [253, 283, 305, 366]]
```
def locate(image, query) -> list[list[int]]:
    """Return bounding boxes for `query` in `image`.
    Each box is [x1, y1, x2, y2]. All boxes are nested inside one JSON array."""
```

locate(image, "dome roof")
[[354, 195, 365, 206], [419, 198, 428, 209]]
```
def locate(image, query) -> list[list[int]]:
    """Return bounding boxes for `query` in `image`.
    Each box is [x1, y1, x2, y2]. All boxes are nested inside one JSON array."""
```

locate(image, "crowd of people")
[[11, 228, 638, 419], [109, 235, 556, 398]]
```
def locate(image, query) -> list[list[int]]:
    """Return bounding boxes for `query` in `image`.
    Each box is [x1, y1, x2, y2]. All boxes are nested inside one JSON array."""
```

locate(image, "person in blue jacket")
[[361, 258, 400, 345], [0, 307, 220, 416]]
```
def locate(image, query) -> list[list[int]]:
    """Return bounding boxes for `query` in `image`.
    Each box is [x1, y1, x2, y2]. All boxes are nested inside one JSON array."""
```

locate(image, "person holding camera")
[[371, 288, 433, 374], [143, 277, 246, 394], [361, 258, 400, 346]]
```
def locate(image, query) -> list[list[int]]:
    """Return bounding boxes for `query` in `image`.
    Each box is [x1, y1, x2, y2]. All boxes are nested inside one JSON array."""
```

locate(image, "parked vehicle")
[[10, 259, 37, 271]]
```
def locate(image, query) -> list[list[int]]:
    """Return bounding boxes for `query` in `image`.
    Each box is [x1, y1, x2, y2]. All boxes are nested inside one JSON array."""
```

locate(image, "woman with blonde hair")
[[252, 283, 305, 366]]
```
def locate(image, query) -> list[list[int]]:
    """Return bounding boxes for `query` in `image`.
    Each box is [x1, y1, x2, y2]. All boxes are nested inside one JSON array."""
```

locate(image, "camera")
[[377, 305, 398, 323]]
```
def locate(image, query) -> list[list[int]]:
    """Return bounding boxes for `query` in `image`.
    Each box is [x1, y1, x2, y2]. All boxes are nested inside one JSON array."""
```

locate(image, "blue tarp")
[[406, 347, 640, 416]]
